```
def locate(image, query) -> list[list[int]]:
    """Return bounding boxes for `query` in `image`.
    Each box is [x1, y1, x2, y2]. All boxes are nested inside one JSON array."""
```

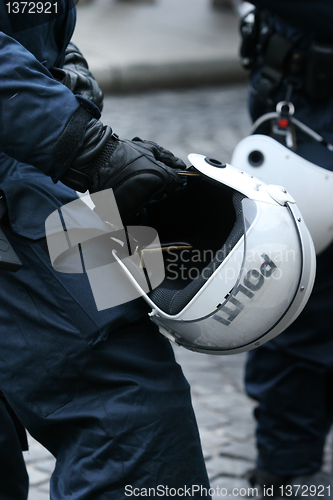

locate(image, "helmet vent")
[[205, 157, 227, 168], [248, 150, 264, 167]]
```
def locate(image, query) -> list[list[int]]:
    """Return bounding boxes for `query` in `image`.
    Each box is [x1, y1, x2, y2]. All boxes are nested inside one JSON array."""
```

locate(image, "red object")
[[278, 118, 289, 128]]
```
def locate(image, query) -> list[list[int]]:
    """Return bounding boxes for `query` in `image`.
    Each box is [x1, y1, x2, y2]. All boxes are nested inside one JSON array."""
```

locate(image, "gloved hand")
[[58, 113, 185, 223], [50, 43, 104, 111]]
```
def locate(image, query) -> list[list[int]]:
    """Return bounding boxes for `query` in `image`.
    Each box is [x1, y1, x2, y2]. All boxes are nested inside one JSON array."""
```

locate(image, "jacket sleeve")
[[0, 31, 83, 182], [250, 0, 333, 43], [50, 42, 104, 112]]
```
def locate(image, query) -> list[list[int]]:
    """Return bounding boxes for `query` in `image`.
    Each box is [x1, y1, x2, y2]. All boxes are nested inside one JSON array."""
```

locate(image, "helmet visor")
[[151, 198, 303, 354]]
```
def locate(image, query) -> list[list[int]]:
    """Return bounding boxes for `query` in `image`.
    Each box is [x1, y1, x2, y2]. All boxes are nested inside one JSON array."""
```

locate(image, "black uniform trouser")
[[0, 227, 211, 499], [245, 242, 333, 476]]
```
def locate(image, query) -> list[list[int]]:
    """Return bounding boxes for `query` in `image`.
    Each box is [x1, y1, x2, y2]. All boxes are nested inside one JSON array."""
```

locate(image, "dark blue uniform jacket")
[[0, 0, 81, 239]]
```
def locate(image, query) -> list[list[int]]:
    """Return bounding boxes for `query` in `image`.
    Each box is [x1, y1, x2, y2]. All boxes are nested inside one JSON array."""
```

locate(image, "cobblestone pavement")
[[24, 84, 333, 499], [101, 84, 252, 166]]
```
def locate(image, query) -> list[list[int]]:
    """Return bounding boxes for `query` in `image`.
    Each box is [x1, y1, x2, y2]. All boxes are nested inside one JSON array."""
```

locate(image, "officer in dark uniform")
[[239, 0, 333, 496], [0, 2, 211, 498]]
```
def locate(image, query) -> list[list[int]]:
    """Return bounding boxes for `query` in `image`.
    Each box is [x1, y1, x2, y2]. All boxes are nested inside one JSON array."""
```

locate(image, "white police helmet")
[[113, 153, 316, 355], [231, 105, 333, 254]]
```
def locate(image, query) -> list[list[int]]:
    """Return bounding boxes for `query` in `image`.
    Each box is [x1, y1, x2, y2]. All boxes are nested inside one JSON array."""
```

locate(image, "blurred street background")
[[23, 0, 333, 498]]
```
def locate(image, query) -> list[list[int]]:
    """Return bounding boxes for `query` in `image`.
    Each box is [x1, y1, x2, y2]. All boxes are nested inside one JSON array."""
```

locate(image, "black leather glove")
[[50, 43, 104, 111], [56, 109, 185, 224]]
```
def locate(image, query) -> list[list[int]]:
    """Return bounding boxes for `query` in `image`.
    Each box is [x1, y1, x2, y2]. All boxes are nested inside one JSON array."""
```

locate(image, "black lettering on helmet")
[[214, 297, 245, 326], [213, 254, 278, 327], [234, 283, 254, 299], [212, 315, 231, 326], [260, 253, 277, 277], [244, 269, 264, 291]]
